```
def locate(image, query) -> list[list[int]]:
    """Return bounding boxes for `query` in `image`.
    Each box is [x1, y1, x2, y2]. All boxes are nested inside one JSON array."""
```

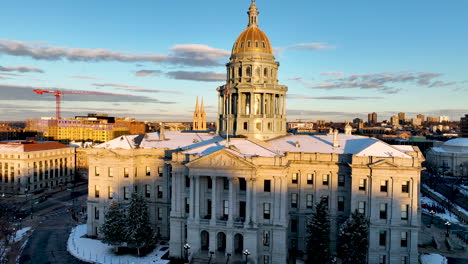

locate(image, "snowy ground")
[[0, 226, 31, 263], [67, 224, 170, 264], [420, 253, 448, 264], [421, 196, 463, 224]]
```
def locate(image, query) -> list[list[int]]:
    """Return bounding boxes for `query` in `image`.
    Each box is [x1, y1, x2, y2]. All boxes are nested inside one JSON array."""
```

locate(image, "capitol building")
[[86, 1, 424, 263]]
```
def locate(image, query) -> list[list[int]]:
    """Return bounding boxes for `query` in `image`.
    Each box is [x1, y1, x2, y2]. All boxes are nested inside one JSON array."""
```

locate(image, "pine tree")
[[125, 193, 155, 256], [338, 210, 369, 264], [100, 201, 127, 251], [306, 197, 331, 264]]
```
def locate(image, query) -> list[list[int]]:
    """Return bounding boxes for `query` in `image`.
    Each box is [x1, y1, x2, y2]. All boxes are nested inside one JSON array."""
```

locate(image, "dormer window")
[[255, 41, 259, 48], [247, 41, 251, 48]]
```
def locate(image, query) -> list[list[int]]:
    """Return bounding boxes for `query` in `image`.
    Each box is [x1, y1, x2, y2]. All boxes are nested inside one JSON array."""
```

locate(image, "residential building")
[[398, 112, 405, 124], [439, 116, 450, 123], [461, 114, 468, 137], [391, 116, 399, 126], [368, 112, 377, 125]]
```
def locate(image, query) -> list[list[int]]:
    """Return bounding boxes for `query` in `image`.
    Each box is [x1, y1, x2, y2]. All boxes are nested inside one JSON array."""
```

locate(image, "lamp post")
[[243, 249, 250, 264], [183, 243, 191, 262], [430, 210, 435, 226], [445, 221, 451, 237]]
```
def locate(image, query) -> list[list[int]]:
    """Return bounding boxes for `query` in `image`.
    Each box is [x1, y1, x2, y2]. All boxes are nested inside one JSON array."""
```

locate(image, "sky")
[[0, 0, 467, 122]]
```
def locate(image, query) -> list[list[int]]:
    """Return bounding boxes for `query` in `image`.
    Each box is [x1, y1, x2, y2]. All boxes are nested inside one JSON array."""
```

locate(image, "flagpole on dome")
[[225, 83, 230, 147]]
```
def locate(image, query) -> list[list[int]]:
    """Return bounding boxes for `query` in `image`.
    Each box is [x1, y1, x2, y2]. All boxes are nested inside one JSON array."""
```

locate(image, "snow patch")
[[420, 253, 448, 264], [14, 227, 31, 243]]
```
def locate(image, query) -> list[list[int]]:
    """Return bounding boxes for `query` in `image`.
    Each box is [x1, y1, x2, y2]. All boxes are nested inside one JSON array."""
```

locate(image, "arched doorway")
[[217, 232, 226, 252], [234, 233, 244, 253], [201, 230, 209, 250]]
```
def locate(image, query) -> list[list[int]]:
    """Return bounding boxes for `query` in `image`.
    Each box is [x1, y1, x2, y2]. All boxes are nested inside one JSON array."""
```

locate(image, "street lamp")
[[243, 249, 251, 264], [183, 243, 191, 262], [430, 210, 435, 226], [445, 221, 451, 237]]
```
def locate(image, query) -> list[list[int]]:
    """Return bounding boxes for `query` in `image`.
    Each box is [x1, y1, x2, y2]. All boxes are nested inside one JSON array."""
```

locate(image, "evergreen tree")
[[100, 201, 127, 251], [125, 193, 154, 256], [306, 197, 331, 264], [338, 210, 369, 264]]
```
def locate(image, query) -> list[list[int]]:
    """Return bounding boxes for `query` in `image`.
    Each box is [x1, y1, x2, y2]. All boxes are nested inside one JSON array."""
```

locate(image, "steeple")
[[193, 97, 207, 131], [247, 0, 259, 27], [195, 96, 199, 113]]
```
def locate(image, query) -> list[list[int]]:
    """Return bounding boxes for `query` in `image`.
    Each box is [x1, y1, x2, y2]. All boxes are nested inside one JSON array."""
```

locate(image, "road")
[[18, 184, 88, 264]]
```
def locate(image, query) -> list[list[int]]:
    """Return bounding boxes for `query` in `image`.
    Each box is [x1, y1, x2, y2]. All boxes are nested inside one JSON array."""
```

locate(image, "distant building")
[[426, 116, 438, 123], [391, 116, 399, 126], [316, 120, 326, 126], [426, 138, 468, 177], [439, 116, 450, 122], [353, 118, 363, 124], [0, 141, 75, 194], [411, 118, 422, 126], [416, 114, 425, 122], [368, 112, 377, 125], [461, 114, 468, 137], [398, 112, 406, 124], [193, 97, 207, 130]]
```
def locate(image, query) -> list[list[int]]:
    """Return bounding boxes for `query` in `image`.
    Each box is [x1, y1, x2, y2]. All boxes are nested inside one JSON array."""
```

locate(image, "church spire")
[[247, 0, 259, 27], [195, 96, 199, 113]]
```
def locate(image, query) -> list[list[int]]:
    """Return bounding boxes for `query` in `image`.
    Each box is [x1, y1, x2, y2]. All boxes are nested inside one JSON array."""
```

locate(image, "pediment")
[[368, 160, 398, 168], [186, 149, 256, 169]]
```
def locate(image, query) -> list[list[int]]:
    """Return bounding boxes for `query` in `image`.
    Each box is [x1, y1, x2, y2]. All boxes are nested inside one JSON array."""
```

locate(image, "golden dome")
[[232, 26, 273, 55]]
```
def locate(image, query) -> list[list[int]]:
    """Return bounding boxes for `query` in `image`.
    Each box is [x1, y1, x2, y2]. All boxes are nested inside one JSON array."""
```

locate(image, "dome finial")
[[247, 0, 259, 27]]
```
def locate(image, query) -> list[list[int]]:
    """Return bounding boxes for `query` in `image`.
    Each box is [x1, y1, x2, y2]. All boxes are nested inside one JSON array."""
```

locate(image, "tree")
[[0, 203, 18, 264], [306, 197, 331, 264], [338, 210, 369, 264], [125, 193, 154, 256], [100, 201, 127, 252]]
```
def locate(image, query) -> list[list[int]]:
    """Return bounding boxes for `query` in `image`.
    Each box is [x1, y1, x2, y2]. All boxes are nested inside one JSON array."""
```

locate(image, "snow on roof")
[[95, 134, 142, 149], [393, 145, 415, 152], [430, 137, 468, 154], [182, 138, 278, 158], [139, 131, 222, 150]]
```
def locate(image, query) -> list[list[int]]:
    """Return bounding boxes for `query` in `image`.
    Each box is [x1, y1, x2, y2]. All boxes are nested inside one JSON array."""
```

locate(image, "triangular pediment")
[[368, 160, 399, 168], [186, 148, 256, 169]]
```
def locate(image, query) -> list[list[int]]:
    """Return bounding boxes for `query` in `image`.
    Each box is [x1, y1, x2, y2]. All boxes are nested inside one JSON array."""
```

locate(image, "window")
[[307, 173, 313, 185], [124, 168, 129, 178], [359, 179, 366, 191], [158, 185, 163, 198], [158, 166, 163, 177], [208, 178, 212, 189], [263, 203, 271, 219], [263, 231, 270, 246], [95, 185, 100, 198], [145, 184, 151, 198], [402, 181, 410, 193], [255, 41, 259, 48], [338, 175, 345, 187], [146, 166, 151, 176], [158, 207, 163, 220], [358, 201, 366, 214], [379, 255, 386, 264], [264, 180, 271, 192], [401, 204, 409, 220], [239, 178, 246, 191], [108, 186, 113, 199], [380, 203, 387, 219], [379, 230, 387, 246], [247, 41, 251, 48], [292, 173, 298, 184], [322, 174, 329, 186], [401, 232, 408, 247], [321, 196, 329, 209], [124, 187, 129, 200], [263, 255, 270, 264], [380, 180, 388, 192], [94, 207, 99, 220], [223, 200, 229, 219], [338, 196, 345, 211], [95, 167, 100, 176], [306, 194, 313, 209], [185, 198, 190, 214], [291, 193, 298, 208], [207, 200, 212, 216], [185, 176, 190, 188], [291, 219, 297, 232], [108, 167, 113, 177], [223, 178, 229, 190], [401, 256, 408, 264], [262, 42, 266, 49]]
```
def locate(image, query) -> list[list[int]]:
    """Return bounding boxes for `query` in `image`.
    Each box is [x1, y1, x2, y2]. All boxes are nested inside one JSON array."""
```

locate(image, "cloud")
[[92, 82, 181, 94], [428, 80, 456, 88], [0, 72, 23, 76], [0, 38, 229, 67], [69, 75, 99, 80], [166, 71, 225, 82], [275, 42, 335, 55], [135, 70, 162, 77], [322, 71, 343, 77], [288, 94, 383, 100], [0, 83, 175, 104], [0, 65, 44, 73]]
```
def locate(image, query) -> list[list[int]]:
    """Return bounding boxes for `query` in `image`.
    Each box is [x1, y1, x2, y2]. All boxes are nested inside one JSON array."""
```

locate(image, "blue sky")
[[0, 0, 467, 122]]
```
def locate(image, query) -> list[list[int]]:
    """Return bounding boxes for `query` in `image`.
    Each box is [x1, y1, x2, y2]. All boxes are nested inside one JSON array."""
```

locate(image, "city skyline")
[[0, 0, 467, 122]]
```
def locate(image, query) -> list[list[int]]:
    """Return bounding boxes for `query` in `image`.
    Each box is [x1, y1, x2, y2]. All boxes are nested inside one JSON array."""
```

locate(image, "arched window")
[[247, 41, 251, 48], [262, 42, 266, 48], [238, 67, 242, 77], [240, 42, 244, 48], [264, 68, 268, 77], [246, 67, 251, 77], [255, 41, 259, 48]]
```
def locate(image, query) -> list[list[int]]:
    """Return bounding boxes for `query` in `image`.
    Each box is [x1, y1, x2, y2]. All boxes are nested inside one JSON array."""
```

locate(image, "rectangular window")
[[108, 186, 113, 199], [292, 173, 298, 184], [158, 166, 163, 177], [380, 203, 387, 219], [124, 187, 129, 200], [223, 178, 229, 190], [263, 231, 270, 246], [263, 255, 270, 264], [146, 166, 151, 176], [95, 167, 100, 177], [380, 180, 388, 192], [185, 176, 190, 188], [223, 200, 229, 219], [291, 193, 298, 208], [264, 180, 271, 192], [108, 167, 113, 177], [208, 178, 212, 189], [207, 200, 212, 216], [338, 175, 345, 187], [359, 179, 366, 191], [239, 178, 246, 191], [291, 219, 297, 232], [95, 185, 100, 198], [401, 256, 408, 264], [307, 173, 313, 185], [358, 201, 366, 214], [158, 207, 163, 220], [401, 204, 409, 220], [185, 198, 190, 214], [379, 230, 387, 246], [157, 185, 163, 198], [124, 167, 129, 178], [401, 232, 408, 247], [94, 207, 99, 220], [402, 181, 410, 193], [306, 194, 313, 209], [145, 184, 151, 198], [322, 174, 329, 186], [379, 255, 386, 264], [338, 196, 345, 211], [263, 203, 271, 219]]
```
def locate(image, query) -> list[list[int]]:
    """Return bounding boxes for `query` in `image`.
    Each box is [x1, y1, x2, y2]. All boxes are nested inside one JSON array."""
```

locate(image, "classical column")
[[280, 177, 287, 225], [228, 177, 238, 225], [251, 178, 257, 225], [189, 175, 195, 219], [211, 176, 217, 224], [195, 176, 200, 220], [273, 176, 281, 223], [246, 178, 252, 225]]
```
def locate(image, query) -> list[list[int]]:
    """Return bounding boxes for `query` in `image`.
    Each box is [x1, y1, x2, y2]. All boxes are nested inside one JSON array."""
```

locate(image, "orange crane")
[[33, 89, 126, 120]]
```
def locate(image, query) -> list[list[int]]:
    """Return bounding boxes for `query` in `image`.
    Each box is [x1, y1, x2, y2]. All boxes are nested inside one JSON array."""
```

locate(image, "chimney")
[[160, 122, 165, 141], [333, 129, 339, 148], [295, 141, 300, 148]]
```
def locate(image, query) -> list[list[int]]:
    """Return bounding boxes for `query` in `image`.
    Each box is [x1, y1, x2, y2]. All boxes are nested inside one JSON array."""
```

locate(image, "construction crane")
[[33, 89, 126, 120]]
